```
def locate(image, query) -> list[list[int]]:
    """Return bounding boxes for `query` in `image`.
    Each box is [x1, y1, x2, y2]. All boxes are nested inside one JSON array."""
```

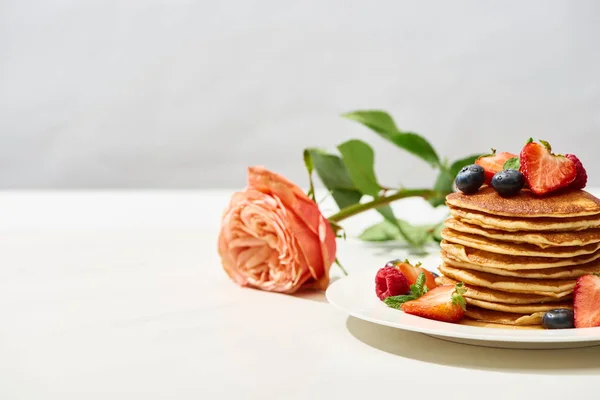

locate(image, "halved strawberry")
[[574, 274, 600, 328], [565, 154, 587, 190], [475, 149, 517, 185], [519, 139, 576, 195], [401, 283, 467, 323], [386, 259, 438, 290]]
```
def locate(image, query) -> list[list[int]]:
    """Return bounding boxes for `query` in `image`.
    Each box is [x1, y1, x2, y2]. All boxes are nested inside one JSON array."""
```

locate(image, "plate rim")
[[326, 269, 600, 343]]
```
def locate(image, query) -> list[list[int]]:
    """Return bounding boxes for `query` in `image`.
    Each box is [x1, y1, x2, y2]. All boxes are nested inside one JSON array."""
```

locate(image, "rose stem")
[[327, 189, 438, 223]]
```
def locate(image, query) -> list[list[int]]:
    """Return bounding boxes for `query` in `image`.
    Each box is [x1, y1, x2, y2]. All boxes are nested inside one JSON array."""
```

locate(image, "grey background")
[[1, 0, 599, 189]]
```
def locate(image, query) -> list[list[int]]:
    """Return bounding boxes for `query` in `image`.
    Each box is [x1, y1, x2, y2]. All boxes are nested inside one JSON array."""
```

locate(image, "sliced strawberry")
[[375, 267, 410, 300], [475, 150, 517, 185], [565, 154, 587, 190], [519, 139, 576, 195], [401, 283, 467, 323], [386, 259, 438, 290], [574, 274, 600, 328]]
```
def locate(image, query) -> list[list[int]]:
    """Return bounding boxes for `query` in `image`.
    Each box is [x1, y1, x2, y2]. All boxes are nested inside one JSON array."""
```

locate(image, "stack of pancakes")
[[437, 186, 600, 329]]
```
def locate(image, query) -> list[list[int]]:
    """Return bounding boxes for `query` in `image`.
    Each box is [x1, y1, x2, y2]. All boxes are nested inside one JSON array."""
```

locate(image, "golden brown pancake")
[[441, 242, 600, 270], [460, 318, 544, 330], [438, 263, 575, 297], [441, 253, 600, 279], [449, 206, 600, 232], [465, 298, 572, 314], [441, 228, 600, 258], [446, 186, 600, 218], [435, 275, 570, 304], [464, 306, 545, 326], [444, 217, 600, 248]]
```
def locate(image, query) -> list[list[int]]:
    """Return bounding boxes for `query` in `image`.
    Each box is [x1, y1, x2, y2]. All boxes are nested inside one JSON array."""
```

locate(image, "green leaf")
[[449, 154, 484, 177], [428, 167, 453, 207], [306, 149, 363, 209], [358, 219, 433, 246], [431, 220, 445, 243], [331, 190, 363, 210], [452, 282, 467, 310], [415, 272, 426, 294], [373, 205, 418, 246], [383, 294, 416, 309], [503, 157, 520, 171], [358, 220, 403, 242], [302, 149, 316, 201], [375, 204, 398, 226], [399, 219, 432, 246], [342, 110, 440, 168], [342, 110, 399, 133], [337, 139, 382, 196]]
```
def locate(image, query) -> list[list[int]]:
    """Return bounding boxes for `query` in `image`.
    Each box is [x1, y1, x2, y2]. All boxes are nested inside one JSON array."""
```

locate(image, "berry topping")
[[565, 154, 588, 190], [519, 139, 576, 195], [475, 150, 517, 184], [375, 266, 410, 300], [401, 283, 467, 323], [386, 259, 438, 291], [491, 169, 525, 197], [455, 164, 485, 194], [574, 274, 600, 328], [542, 309, 575, 329]]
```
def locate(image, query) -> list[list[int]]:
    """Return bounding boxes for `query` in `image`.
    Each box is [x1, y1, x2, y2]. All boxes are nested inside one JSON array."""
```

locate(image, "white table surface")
[[1, 189, 599, 400]]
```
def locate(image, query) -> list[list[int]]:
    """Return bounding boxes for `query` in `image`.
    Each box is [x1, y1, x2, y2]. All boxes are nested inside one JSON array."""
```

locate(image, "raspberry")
[[375, 267, 410, 300], [566, 154, 587, 190]]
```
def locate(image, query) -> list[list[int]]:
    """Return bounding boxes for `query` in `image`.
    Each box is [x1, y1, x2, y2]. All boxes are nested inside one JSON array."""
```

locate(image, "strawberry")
[[573, 274, 600, 328], [375, 267, 410, 300], [519, 139, 576, 195], [475, 149, 517, 185], [401, 283, 467, 323], [386, 259, 438, 290], [565, 154, 587, 190]]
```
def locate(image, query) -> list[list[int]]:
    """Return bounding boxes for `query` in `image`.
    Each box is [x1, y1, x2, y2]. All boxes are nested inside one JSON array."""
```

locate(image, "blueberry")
[[491, 169, 525, 197], [455, 164, 485, 194], [542, 309, 575, 329], [384, 259, 401, 269]]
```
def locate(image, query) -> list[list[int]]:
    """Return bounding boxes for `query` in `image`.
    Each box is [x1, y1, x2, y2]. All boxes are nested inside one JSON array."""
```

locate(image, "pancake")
[[435, 275, 570, 304], [465, 298, 572, 314], [464, 306, 545, 326], [444, 217, 600, 248], [460, 318, 544, 330], [441, 242, 600, 270], [449, 206, 600, 232], [438, 263, 575, 297], [441, 254, 600, 279], [441, 228, 600, 258], [446, 186, 600, 218]]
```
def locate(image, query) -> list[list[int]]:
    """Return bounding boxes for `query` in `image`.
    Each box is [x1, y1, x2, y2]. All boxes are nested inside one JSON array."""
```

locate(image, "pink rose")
[[218, 166, 337, 293]]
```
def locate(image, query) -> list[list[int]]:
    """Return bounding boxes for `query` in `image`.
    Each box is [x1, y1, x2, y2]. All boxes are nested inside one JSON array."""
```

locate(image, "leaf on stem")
[[302, 149, 316, 201], [358, 219, 435, 246], [305, 149, 363, 209], [431, 219, 446, 243], [342, 110, 440, 168], [337, 139, 382, 197], [449, 154, 484, 177], [429, 167, 453, 207]]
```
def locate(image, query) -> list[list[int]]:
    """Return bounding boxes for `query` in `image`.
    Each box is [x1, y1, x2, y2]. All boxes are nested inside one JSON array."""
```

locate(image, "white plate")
[[326, 269, 600, 349]]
